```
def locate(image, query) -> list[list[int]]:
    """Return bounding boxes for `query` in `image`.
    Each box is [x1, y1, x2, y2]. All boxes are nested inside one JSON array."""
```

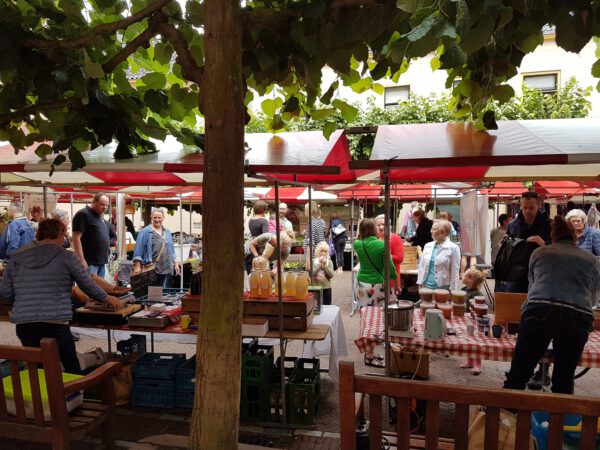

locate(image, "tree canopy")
[[1, 0, 600, 169]]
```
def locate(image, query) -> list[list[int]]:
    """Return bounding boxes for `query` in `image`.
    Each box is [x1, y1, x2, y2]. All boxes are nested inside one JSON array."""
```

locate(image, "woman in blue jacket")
[[132, 208, 180, 288]]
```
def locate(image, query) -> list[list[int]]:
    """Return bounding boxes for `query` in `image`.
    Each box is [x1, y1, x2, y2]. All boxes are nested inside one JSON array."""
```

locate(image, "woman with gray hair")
[[417, 220, 461, 291], [52, 209, 71, 248], [565, 209, 600, 256]]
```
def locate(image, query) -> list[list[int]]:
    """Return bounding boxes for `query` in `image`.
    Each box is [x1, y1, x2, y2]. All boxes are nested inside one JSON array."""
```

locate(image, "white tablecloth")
[[302, 305, 349, 381]]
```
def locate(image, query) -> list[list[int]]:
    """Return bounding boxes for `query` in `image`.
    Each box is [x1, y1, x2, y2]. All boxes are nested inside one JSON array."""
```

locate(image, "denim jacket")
[[132, 225, 176, 274], [0, 217, 36, 260], [417, 238, 461, 291]]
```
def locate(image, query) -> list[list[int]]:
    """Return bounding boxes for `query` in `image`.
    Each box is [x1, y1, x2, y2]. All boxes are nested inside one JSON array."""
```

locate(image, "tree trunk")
[[190, 0, 244, 448]]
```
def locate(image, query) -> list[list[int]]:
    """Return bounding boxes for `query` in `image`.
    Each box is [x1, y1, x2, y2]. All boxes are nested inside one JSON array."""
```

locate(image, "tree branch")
[[0, 98, 79, 125], [157, 22, 204, 86], [102, 24, 159, 74], [23, 0, 173, 50]]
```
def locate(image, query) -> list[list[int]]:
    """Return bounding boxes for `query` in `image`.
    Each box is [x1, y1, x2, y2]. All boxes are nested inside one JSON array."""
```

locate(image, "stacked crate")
[[175, 355, 196, 408], [131, 353, 186, 408], [239, 341, 321, 425]]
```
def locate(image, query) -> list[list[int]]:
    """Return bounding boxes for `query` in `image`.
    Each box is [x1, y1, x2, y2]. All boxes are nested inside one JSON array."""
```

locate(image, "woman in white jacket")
[[417, 220, 461, 291]]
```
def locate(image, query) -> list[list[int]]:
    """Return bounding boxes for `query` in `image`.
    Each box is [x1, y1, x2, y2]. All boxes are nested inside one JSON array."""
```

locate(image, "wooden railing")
[[339, 361, 600, 450]]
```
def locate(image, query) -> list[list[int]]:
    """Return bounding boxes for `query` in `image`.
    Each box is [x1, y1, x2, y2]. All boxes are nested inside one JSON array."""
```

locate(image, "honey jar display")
[[452, 302, 466, 317], [419, 288, 434, 302], [433, 289, 450, 303], [437, 302, 452, 320], [450, 290, 466, 305]]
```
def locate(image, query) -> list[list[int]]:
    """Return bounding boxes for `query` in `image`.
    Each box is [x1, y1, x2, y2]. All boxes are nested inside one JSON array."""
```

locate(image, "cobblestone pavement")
[[1, 271, 600, 448]]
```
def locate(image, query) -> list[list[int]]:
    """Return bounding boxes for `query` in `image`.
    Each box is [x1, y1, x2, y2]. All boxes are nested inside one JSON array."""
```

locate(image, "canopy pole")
[[116, 193, 126, 261], [179, 193, 184, 290], [189, 193, 193, 235], [308, 187, 313, 281], [70, 194, 74, 222], [433, 188, 437, 217], [42, 186, 48, 219], [383, 163, 391, 376], [273, 180, 287, 423]]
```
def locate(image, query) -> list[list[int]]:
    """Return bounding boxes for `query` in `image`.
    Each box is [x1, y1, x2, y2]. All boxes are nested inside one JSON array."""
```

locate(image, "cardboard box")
[[494, 292, 526, 326], [242, 318, 269, 337], [389, 344, 429, 379]]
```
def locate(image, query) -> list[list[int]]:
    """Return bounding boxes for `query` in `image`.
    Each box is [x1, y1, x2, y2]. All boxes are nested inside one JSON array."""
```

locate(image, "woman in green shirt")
[[354, 218, 398, 367]]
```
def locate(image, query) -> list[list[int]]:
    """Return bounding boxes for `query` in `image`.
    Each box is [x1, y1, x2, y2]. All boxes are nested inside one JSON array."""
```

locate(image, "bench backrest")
[[0, 339, 69, 427], [339, 361, 600, 450]]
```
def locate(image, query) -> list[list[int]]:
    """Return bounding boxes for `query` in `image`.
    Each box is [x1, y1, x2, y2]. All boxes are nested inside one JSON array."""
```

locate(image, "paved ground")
[[2, 271, 600, 448]]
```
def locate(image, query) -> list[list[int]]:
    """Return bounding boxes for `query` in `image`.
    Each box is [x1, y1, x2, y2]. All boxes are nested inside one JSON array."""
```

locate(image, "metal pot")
[[388, 300, 420, 330]]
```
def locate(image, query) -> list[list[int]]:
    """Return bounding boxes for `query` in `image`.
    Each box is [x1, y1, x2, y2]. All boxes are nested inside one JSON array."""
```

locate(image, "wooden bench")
[[340, 361, 600, 450], [0, 338, 121, 450]]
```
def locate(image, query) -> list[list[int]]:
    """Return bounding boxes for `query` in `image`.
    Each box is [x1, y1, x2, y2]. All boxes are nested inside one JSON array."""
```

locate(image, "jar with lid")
[[294, 271, 310, 300]]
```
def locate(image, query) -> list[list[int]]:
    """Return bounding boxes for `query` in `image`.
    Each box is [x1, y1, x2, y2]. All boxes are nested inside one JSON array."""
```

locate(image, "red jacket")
[[383, 233, 404, 287]]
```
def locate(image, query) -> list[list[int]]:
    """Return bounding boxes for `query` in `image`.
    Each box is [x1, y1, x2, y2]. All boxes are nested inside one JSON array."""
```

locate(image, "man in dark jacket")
[[501, 191, 552, 390]]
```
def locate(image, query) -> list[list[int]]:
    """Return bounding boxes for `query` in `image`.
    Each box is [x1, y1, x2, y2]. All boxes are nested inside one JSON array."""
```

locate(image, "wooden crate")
[[400, 245, 418, 271], [245, 308, 314, 331], [494, 292, 526, 326], [181, 294, 201, 313], [243, 295, 314, 317]]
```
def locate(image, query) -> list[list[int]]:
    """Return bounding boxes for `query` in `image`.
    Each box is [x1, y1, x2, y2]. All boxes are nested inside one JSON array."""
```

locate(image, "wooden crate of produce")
[[400, 246, 418, 271]]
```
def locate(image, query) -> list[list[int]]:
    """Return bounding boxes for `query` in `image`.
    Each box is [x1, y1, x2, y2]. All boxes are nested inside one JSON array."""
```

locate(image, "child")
[[459, 268, 486, 375], [312, 241, 334, 306]]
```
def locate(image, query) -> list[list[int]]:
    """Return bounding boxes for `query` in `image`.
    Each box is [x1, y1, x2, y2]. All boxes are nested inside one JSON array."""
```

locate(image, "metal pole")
[[189, 193, 193, 235], [42, 186, 48, 218], [70, 194, 74, 222], [383, 164, 391, 376], [116, 193, 126, 260], [179, 193, 184, 290], [308, 187, 313, 281], [433, 188, 437, 217], [274, 181, 287, 423]]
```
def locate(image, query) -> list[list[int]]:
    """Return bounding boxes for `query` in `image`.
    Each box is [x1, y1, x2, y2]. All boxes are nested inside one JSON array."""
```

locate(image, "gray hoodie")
[[0, 241, 107, 323]]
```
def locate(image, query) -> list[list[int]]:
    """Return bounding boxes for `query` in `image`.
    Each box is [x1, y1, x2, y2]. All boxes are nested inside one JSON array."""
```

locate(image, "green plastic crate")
[[288, 371, 320, 425], [295, 358, 320, 375], [240, 380, 269, 422], [241, 344, 274, 382]]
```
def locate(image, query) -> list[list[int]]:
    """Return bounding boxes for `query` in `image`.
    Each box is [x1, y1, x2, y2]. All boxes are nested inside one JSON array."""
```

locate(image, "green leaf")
[[372, 83, 384, 95], [452, 0, 470, 35], [113, 68, 133, 93], [68, 147, 86, 171], [396, 0, 418, 13], [320, 81, 338, 104], [461, 14, 494, 53], [261, 98, 283, 116], [439, 41, 466, 69], [517, 31, 543, 53], [34, 143, 53, 159], [140, 73, 167, 90], [311, 108, 336, 121], [454, 104, 471, 118], [144, 90, 168, 113], [350, 77, 373, 94], [282, 96, 300, 114], [154, 42, 174, 66], [592, 59, 600, 78], [82, 49, 105, 79], [403, 13, 438, 42], [491, 84, 515, 104], [185, 0, 204, 27], [482, 110, 498, 130], [322, 121, 337, 140], [333, 99, 358, 122], [50, 154, 67, 176]]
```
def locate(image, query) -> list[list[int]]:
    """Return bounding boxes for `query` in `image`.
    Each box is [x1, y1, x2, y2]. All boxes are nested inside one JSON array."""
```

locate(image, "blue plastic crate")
[[131, 379, 175, 408], [176, 355, 196, 391], [176, 389, 194, 408], [132, 353, 186, 380]]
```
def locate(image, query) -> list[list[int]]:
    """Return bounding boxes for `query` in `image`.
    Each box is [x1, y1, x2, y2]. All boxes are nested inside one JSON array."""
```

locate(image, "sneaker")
[[71, 332, 80, 341]]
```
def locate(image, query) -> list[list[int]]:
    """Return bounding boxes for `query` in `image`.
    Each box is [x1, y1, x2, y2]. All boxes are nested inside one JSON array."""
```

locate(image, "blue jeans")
[[333, 238, 346, 268], [156, 273, 170, 288], [88, 264, 106, 278], [504, 304, 592, 394]]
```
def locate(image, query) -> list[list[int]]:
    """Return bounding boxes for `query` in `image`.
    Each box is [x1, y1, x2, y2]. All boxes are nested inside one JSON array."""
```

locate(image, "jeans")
[[504, 304, 592, 394], [333, 238, 345, 268], [16, 322, 81, 374], [88, 264, 106, 278], [156, 273, 170, 288]]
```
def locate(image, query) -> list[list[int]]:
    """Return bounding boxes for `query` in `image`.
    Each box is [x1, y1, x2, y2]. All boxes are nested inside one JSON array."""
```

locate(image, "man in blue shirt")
[[0, 203, 36, 260]]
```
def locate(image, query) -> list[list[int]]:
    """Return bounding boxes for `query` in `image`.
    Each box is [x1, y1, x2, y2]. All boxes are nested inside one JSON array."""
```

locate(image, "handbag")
[[142, 238, 167, 271], [332, 222, 346, 236]]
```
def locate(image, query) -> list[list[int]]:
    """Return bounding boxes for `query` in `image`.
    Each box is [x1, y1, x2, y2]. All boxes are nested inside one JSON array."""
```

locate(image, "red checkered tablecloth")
[[354, 306, 600, 368]]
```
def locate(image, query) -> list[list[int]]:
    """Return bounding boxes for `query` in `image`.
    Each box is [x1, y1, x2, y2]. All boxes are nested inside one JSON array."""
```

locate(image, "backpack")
[[494, 238, 538, 283]]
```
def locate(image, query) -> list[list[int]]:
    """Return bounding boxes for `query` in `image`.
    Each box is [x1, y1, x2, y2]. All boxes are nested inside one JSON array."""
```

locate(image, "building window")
[[523, 72, 559, 94], [384, 85, 410, 108]]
